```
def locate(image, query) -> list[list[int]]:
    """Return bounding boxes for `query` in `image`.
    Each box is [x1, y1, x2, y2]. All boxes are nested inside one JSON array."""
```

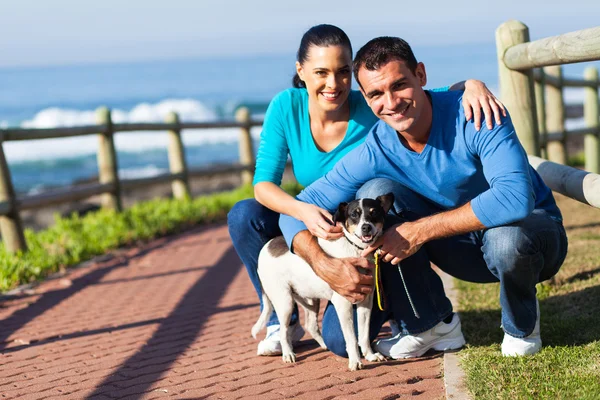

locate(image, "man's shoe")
[[257, 323, 305, 356], [375, 313, 466, 359], [501, 300, 541, 356]]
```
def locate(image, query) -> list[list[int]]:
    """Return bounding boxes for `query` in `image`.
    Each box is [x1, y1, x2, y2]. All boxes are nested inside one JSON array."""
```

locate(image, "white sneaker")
[[501, 300, 541, 356], [257, 323, 305, 356], [375, 313, 466, 359]]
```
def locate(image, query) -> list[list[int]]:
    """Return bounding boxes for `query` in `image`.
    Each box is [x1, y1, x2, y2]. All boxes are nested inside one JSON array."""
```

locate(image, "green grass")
[[567, 151, 586, 168], [456, 194, 600, 399], [0, 182, 302, 293]]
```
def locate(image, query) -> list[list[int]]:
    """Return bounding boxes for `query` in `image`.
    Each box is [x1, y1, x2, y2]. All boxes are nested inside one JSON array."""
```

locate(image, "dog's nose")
[[361, 224, 372, 234]]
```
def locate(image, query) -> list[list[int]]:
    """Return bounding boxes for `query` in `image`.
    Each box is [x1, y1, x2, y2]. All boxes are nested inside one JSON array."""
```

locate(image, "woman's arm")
[[255, 181, 342, 239], [449, 79, 507, 130]]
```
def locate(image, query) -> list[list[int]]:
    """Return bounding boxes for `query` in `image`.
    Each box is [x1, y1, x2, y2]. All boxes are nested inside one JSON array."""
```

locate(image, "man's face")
[[358, 60, 428, 134]]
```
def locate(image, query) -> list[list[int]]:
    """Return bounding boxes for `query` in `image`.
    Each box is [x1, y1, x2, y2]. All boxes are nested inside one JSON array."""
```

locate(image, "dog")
[[252, 193, 394, 371]]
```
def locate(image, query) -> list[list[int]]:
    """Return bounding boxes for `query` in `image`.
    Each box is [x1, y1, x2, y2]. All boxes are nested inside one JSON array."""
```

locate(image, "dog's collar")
[[343, 234, 367, 250], [341, 227, 377, 251]]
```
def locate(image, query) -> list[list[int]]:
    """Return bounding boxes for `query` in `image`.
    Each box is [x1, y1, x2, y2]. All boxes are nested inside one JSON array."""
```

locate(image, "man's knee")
[[356, 179, 436, 219], [356, 178, 399, 200], [483, 225, 541, 276]]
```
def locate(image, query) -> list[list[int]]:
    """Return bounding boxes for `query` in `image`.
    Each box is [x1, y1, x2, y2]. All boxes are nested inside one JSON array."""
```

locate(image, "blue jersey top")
[[280, 90, 562, 247], [253, 89, 378, 187]]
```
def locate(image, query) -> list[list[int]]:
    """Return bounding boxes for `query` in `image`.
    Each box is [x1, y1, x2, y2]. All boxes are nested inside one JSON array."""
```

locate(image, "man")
[[279, 36, 568, 358]]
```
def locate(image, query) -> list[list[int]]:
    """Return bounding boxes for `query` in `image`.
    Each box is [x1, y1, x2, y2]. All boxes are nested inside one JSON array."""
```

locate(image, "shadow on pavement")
[[0, 240, 173, 349], [87, 245, 242, 399]]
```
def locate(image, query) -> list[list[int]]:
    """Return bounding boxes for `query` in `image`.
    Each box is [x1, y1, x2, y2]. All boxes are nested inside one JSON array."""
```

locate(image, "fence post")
[[96, 107, 122, 211], [495, 20, 540, 156], [535, 69, 547, 158], [584, 67, 599, 173], [545, 66, 568, 165], [0, 137, 26, 253], [166, 112, 191, 199], [235, 107, 254, 185]]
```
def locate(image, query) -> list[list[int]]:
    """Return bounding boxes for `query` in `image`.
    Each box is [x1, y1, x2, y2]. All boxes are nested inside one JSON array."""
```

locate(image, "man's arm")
[[293, 231, 374, 303], [362, 202, 484, 264]]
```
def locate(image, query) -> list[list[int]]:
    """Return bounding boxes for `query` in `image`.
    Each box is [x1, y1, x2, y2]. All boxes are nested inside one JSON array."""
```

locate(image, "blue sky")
[[1, 0, 599, 67]]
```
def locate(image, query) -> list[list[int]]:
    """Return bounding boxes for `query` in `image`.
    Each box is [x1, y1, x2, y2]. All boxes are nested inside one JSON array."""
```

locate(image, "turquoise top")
[[253, 86, 450, 187]]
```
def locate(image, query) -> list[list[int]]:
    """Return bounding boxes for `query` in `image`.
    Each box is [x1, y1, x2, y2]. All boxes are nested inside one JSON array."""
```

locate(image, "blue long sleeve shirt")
[[280, 90, 561, 247]]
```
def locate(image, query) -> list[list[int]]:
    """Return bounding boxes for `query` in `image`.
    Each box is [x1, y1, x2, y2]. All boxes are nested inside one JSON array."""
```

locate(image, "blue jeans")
[[227, 199, 299, 327], [323, 178, 568, 356]]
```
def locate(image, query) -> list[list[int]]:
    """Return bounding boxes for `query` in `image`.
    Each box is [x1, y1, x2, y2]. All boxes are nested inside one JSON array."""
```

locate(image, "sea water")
[[1, 43, 597, 194]]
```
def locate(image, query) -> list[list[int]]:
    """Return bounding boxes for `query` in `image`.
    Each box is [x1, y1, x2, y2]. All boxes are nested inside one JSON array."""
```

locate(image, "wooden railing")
[[0, 107, 261, 253], [496, 21, 600, 210]]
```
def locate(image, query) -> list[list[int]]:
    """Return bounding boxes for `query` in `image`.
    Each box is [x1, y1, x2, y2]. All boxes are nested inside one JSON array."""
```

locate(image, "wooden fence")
[[0, 107, 261, 253], [496, 21, 600, 210]]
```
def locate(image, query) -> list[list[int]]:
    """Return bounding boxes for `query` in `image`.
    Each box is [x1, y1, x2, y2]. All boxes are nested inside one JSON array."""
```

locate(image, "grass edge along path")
[[456, 194, 600, 399], [0, 182, 302, 293]]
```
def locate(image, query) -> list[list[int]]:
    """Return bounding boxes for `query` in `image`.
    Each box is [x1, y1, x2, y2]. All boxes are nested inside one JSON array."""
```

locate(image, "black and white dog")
[[252, 194, 394, 371]]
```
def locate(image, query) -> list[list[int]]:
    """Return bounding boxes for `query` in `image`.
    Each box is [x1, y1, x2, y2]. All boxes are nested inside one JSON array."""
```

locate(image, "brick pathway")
[[0, 224, 445, 399]]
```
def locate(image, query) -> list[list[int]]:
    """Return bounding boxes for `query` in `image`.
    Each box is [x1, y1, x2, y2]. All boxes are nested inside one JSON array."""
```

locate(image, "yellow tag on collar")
[[374, 250, 384, 311]]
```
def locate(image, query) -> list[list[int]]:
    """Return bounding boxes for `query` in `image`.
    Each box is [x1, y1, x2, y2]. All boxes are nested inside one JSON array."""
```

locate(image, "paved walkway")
[[0, 224, 445, 399]]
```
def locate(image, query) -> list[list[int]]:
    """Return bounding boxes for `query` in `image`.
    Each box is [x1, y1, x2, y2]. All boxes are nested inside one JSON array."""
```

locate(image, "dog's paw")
[[348, 360, 363, 371], [282, 352, 296, 363], [365, 352, 386, 362]]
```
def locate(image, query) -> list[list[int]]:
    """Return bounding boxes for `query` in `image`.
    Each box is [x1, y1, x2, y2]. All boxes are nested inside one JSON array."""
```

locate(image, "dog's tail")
[[251, 293, 273, 339]]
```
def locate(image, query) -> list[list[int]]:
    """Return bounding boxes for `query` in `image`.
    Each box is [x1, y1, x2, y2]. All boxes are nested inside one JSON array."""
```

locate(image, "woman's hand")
[[462, 79, 507, 131], [296, 202, 343, 240]]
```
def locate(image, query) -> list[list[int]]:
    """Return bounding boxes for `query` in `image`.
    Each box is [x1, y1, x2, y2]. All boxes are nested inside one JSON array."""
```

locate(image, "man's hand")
[[361, 222, 423, 265], [313, 256, 374, 303]]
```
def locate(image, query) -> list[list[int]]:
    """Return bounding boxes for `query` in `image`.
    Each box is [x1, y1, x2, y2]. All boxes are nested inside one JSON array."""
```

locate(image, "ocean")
[[1, 43, 597, 195]]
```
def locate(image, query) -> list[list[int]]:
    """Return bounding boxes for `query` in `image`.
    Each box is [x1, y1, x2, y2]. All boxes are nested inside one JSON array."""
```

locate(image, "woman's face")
[[296, 44, 352, 112]]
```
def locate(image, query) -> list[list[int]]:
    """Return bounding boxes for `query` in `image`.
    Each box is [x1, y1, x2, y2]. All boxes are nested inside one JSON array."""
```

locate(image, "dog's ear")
[[376, 193, 395, 214], [332, 202, 348, 225]]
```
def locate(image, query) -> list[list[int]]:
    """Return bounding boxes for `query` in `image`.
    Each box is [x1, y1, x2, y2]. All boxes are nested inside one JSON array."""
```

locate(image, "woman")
[[227, 24, 505, 356]]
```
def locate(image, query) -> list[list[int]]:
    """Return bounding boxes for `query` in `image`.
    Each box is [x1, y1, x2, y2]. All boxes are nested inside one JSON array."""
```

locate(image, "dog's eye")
[[351, 210, 360, 218]]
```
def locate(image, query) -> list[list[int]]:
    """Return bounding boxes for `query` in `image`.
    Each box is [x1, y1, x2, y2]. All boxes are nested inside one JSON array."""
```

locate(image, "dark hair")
[[353, 37, 418, 87], [292, 24, 352, 88]]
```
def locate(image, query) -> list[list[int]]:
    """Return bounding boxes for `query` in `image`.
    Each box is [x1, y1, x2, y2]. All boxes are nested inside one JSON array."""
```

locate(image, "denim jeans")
[[227, 199, 299, 327], [323, 178, 567, 356]]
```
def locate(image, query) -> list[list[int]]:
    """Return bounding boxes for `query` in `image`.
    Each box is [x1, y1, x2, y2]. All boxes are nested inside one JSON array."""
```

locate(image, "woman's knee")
[[228, 199, 271, 244], [228, 199, 256, 231]]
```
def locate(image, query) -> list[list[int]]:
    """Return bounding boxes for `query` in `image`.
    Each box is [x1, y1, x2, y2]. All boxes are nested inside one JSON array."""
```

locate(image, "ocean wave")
[[20, 98, 218, 128], [118, 165, 167, 180], [3, 99, 262, 162]]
